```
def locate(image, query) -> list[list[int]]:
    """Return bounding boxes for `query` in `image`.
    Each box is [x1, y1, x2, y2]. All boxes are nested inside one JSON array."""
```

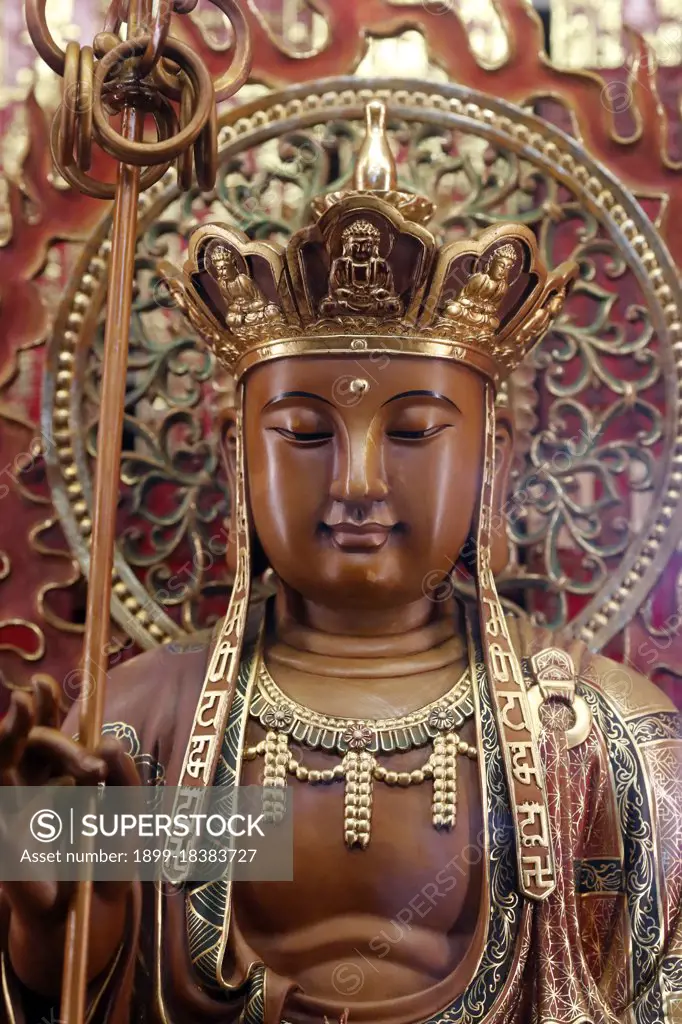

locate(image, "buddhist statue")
[[319, 218, 402, 317], [1, 100, 681, 1024], [208, 244, 284, 332], [441, 244, 516, 337]]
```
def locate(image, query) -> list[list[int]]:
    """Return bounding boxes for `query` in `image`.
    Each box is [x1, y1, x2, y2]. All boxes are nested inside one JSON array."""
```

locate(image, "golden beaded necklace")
[[244, 656, 477, 848]]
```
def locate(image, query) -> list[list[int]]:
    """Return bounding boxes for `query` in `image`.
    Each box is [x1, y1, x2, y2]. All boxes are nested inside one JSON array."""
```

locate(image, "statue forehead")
[[243, 354, 486, 410]]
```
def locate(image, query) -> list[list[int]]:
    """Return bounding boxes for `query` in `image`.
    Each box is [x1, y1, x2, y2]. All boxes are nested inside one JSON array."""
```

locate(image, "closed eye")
[[387, 425, 452, 441], [270, 427, 334, 445]]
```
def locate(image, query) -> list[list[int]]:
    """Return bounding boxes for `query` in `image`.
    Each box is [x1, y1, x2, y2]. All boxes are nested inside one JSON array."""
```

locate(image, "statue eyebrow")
[[381, 390, 460, 410], [263, 390, 334, 409]]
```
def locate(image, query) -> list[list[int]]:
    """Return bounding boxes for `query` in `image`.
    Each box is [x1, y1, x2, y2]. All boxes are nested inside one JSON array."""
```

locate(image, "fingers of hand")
[[95, 737, 141, 787], [30, 675, 65, 730], [23, 728, 107, 784], [0, 691, 35, 775], [0, 676, 64, 782]]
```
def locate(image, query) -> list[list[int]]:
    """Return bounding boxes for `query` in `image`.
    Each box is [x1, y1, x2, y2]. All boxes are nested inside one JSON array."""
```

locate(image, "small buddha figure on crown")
[[319, 218, 402, 316], [209, 244, 282, 332], [443, 243, 516, 337]]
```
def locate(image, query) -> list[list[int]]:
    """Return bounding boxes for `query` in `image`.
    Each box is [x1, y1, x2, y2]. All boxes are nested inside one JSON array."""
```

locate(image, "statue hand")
[[0, 680, 137, 992], [0, 676, 139, 789]]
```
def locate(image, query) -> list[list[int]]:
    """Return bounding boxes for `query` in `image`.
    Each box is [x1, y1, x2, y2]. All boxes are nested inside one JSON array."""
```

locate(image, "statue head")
[[220, 354, 519, 620], [341, 219, 381, 263], [486, 244, 517, 282], [164, 99, 575, 625], [209, 244, 239, 285], [221, 352, 516, 616], [165, 102, 575, 613]]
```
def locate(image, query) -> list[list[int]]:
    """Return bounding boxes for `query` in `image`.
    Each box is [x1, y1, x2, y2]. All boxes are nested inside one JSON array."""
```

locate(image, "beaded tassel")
[[342, 750, 375, 849], [262, 730, 289, 824], [431, 731, 458, 829]]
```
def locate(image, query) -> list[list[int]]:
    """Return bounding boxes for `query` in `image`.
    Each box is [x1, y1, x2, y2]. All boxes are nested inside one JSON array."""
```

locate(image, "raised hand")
[[1, 677, 106, 788], [0, 678, 139, 994]]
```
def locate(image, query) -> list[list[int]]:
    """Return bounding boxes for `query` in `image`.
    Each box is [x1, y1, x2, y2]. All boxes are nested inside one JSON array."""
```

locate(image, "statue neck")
[[268, 585, 466, 680], [284, 586, 443, 637]]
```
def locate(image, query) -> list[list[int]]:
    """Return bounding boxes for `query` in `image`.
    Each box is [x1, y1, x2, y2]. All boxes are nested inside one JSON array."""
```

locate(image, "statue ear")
[[218, 406, 238, 494], [489, 407, 515, 576], [217, 406, 270, 578], [217, 407, 239, 575]]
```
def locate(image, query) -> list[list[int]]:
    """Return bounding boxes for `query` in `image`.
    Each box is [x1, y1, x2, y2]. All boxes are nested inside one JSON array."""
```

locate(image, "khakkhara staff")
[[24, 2, 251, 1020]]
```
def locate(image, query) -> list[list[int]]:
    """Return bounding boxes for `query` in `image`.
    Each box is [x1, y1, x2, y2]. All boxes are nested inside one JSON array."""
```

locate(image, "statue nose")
[[329, 429, 389, 503]]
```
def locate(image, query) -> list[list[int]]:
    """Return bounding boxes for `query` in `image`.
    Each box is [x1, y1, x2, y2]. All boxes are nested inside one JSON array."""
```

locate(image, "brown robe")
[[2, 606, 682, 1024]]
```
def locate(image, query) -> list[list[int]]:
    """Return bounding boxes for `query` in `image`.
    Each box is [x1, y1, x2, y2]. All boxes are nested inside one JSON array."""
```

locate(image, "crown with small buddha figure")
[[161, 100, 579, 386]]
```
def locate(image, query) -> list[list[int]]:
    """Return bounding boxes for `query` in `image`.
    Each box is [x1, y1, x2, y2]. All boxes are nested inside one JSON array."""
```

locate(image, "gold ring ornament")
[[528, 648, 593, 749]]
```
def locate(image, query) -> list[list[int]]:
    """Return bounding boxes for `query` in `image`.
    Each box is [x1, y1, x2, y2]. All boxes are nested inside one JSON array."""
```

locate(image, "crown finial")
[[310, 99, 433, 223], [354, 101, 397, 191]]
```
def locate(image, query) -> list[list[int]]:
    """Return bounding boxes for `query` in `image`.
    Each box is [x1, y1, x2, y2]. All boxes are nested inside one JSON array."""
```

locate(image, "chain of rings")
[[25, 0, 251, 198]]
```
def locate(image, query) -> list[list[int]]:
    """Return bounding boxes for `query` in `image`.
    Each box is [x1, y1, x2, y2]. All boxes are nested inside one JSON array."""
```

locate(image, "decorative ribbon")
[[473, 381, 556, 901]]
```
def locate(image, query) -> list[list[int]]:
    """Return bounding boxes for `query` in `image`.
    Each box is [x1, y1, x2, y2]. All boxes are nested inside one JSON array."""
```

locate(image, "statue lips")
[[322, 502, 398, 551], [327, 521, 393, 552]]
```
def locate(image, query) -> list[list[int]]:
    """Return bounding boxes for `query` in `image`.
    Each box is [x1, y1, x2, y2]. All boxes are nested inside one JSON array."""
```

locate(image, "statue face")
[[488, 254, 514, 281], [243, 355, 485, 612], [349, 235, 376, 261], [212, 248, 238, 281]]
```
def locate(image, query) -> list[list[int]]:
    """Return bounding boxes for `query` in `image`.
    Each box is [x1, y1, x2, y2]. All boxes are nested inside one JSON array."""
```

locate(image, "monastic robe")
[[2, 605, 682, 1024]]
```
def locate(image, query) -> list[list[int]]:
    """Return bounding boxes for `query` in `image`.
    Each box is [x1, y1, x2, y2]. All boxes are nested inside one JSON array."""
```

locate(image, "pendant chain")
[[250, 656, 475, 755], [245, 652, 477, 848]]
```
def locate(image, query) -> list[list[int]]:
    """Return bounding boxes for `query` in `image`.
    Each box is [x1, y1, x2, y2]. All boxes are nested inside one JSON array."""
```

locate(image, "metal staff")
[[24, 1, 250, 1020]]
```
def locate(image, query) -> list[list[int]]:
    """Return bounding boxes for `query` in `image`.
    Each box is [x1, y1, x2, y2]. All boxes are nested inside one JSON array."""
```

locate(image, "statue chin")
[[272, 562, 415, 614]]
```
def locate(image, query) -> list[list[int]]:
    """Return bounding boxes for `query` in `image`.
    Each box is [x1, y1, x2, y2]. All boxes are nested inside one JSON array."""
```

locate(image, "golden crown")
[[161, 100, 578, 385]]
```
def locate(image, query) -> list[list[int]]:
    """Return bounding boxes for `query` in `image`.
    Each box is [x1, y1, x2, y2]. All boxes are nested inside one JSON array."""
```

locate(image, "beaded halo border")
[[43, 78, 682, 652]]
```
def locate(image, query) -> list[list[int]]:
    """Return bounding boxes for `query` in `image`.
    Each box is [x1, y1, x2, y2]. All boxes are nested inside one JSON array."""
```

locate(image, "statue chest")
[[184, 647, 488, 1000], [236, 719, 483, 938], [350, 261, 374, 288]]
